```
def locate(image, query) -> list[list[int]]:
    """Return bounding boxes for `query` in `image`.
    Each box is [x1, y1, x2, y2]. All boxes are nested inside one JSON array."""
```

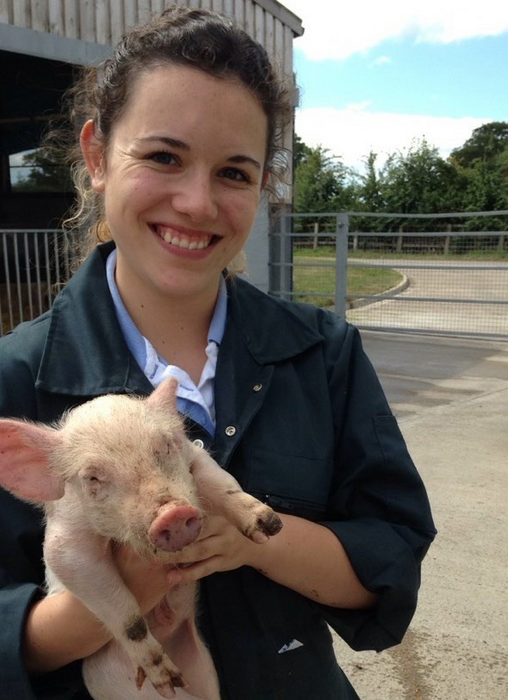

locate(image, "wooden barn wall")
[[0, 1, 297, 79], [0, 0, 298, 181]]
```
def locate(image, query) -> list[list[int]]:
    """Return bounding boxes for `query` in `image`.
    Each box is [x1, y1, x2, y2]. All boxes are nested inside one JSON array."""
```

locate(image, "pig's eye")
[[83, 473, 106, 498]]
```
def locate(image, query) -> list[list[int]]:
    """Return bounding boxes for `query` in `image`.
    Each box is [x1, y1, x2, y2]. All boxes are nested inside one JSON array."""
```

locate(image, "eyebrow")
[[136, 135, 190, 151], [136, 135, 262, 170]]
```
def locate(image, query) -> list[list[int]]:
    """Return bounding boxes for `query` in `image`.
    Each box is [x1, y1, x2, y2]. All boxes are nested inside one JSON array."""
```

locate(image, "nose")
[[148, 504, 202, 552], [171, 170, 218, 223]]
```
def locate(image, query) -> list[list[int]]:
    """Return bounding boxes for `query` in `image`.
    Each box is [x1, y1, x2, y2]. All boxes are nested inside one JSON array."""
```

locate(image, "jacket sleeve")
[[0, 327, 43, 699], [0, 324, 88, 700], [317, 322, 436, 652]]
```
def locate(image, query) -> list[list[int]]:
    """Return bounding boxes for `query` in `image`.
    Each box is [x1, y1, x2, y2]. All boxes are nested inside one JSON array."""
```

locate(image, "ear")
[[80, 119, 106, 193], [261, 170, 270, 190], [146, 377, 179, 413], [0, 420, 65, 502]]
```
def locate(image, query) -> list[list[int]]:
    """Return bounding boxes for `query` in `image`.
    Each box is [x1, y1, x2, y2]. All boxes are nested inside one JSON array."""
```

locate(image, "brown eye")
[[220, 167, 249, 182], [147, 151, 179, 166]]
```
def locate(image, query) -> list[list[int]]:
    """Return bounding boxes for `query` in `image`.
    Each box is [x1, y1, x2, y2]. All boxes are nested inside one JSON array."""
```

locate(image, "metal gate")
[[2, 216, 508, 340], [0, 229, 80, 336], [269, 211, 508, 340]]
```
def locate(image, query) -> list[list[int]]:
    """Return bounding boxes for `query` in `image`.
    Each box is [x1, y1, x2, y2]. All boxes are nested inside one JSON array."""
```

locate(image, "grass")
[[294, 245, 508, 262], [291, 244, 507, 307], [292, 257, 403, 307]]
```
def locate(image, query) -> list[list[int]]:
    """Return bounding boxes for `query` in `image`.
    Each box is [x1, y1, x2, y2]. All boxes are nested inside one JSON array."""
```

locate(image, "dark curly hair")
[[60, 5, 294, 258]]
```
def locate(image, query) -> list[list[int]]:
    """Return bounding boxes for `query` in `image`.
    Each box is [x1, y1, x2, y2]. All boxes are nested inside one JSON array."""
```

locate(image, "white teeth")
[[157, 226, 212, 250]]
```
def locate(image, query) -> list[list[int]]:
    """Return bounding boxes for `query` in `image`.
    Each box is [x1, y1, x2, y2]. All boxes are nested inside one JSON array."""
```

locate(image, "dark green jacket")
[[0, 242, 436, 699]]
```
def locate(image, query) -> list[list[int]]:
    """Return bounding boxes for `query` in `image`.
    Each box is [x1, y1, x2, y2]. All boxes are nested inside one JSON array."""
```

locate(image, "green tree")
[[293, 142, 357, 215], [380, 139, 464, 230], [12, 149, 70, 192], [451, 121, 508, 168], [358, 151, 384, 212], [352, 151, 387, 233], [459, 151, 508, 231], [450, 124, 508, 231], [292, 133, 312, 170]]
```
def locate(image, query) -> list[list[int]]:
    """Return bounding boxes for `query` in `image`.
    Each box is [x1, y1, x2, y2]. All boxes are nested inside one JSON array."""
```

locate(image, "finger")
[[172, 534, 223, 562], [166, 556, 220, 584], [196, 515, 228, 539]]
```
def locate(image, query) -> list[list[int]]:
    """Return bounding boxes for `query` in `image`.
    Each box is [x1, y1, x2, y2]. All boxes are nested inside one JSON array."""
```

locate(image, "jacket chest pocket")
[[246, 447, 333, 521]]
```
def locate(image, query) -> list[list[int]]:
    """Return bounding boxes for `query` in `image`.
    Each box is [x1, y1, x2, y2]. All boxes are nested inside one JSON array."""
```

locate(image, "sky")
[[282, 0, 508, 173]]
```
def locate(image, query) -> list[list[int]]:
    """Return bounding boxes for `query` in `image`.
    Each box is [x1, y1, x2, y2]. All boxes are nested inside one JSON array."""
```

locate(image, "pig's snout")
[[148, 505, 202, 552]]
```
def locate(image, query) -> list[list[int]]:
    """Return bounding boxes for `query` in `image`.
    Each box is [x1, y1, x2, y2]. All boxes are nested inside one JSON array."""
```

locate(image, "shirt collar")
[[106, 248, 228, 369]]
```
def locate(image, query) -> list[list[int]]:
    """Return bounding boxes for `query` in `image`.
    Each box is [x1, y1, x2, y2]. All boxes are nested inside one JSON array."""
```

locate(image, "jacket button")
[[253, 384, 262, 392], [225, 426, 236, 437], [193, 439, 204, 449]]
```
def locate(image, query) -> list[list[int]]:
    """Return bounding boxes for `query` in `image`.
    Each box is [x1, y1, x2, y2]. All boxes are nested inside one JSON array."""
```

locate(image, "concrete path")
[[332, 331, 508, 699], [346, 259, 508, 338]]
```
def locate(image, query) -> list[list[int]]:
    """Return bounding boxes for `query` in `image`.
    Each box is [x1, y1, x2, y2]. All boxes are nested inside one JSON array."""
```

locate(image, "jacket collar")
[[36, 242, 324, 397], [36, 242, 152, 397], [226, 276, 324, 365]]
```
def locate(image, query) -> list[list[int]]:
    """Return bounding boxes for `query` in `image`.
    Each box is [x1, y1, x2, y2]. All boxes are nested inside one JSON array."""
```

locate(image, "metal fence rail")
[[0, 229, 80, 336], [269, 211, 508, 340], [2, 217, 508, 340]]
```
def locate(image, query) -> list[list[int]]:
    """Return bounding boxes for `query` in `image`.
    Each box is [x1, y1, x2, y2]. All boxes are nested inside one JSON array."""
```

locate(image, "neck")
[[115, 267, 220, 384]]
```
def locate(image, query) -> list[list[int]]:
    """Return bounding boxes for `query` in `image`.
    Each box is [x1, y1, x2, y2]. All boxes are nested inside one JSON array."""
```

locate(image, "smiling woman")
[[0, 6, 436, 700], [80, 65, 269, 339]]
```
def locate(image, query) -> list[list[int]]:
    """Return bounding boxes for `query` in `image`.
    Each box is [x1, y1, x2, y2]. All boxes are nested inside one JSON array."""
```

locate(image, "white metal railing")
[[0, 229, 79, 336]]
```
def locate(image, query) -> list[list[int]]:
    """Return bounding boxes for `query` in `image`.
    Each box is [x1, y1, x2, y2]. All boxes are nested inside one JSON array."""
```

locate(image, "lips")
[[153, 224, 216, 250]]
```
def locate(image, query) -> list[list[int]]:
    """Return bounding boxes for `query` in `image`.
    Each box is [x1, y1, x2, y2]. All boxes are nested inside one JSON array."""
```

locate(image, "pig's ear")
[[147, 376, 179, 412], [0, 420, 65, 502]]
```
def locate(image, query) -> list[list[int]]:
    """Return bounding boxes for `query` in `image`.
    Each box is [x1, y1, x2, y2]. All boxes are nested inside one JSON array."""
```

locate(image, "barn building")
[[0, 0, 303, 332]]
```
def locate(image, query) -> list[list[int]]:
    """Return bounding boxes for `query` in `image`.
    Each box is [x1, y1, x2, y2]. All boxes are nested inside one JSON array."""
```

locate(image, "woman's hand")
[[165, 513, 378, 610], [112, 543, 176, 615], [164, 514, 259, 584]]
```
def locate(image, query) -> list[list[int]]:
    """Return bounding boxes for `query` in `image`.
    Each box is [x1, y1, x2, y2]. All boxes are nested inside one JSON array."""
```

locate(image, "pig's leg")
[[84, 643, 208, 700], [189, 445, 283, 543], [84, 585, 220, 700], [150, 584, 221, 700], [44, 520, 185, 699]]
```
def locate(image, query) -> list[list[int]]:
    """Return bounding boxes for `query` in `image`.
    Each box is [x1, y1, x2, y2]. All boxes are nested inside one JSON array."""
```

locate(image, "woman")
[[0, 6, 436, 699]]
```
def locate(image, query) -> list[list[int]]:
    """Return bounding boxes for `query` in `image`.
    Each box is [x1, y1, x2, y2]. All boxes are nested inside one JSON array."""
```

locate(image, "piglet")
[[0, 377, 283, 699]]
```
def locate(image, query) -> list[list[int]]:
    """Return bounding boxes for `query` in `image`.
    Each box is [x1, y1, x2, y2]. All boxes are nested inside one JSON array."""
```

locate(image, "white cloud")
[[372, 56, 392, 66], [295, 104, 491, 170], [284, 0, 508, 60]]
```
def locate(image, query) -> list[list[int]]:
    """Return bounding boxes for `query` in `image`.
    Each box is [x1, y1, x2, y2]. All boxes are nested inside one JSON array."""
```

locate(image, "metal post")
[[334, 213, 348, 319], [281, 212, 294, 301]]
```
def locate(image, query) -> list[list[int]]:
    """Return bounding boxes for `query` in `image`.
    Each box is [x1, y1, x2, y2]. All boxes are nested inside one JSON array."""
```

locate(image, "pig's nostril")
[[185, 516, 200, 531]]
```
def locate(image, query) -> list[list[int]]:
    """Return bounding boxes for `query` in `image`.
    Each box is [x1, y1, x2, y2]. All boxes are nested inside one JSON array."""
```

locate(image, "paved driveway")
[[346, 259, 508, 338], [332, 331, 508, 699]]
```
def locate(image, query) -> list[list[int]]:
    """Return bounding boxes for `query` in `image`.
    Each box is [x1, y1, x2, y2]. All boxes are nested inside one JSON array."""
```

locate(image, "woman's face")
[[83, 64, 268, 303]]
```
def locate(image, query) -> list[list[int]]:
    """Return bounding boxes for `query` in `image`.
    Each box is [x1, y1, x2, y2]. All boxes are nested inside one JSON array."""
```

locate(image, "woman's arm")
[[247, 514, 378, 608], [164, 513, 378, 609], [24, 592, 111, 673], [24, 546, 175, 674]]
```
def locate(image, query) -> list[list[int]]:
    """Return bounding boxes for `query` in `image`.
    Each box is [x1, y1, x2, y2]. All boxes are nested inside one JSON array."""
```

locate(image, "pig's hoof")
[[169, 670, 186, 688], [244, 508, 283, 543], [258, 511, 283, 537], [135, 646, 187, 698]]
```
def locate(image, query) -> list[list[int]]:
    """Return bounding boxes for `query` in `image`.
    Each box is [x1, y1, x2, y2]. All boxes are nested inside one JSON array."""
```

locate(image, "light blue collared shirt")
[[106, 249, 227, 436]]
